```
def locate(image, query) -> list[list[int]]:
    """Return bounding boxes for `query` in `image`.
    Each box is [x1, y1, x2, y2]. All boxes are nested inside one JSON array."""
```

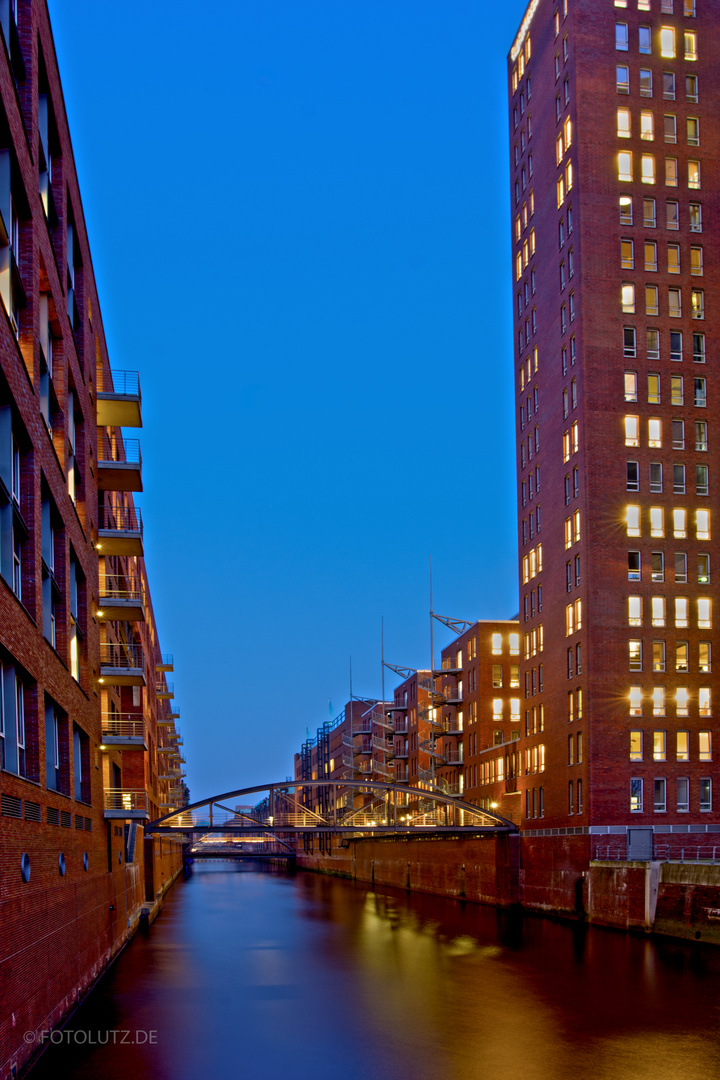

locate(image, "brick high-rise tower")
[[509, 0, 720, 858]]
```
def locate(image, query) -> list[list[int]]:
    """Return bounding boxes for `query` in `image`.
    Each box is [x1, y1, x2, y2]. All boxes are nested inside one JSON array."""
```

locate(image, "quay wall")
[[297, 834, 720, 943]]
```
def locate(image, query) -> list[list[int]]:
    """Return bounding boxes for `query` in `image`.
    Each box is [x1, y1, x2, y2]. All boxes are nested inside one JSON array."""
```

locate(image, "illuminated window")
[[630, 731, 643, 761], [688, 160, 700, 189], [641, 154, 655, 184], [668, 243, 680, 274], [622, 283, 635, 313], [509, 633, 520, 655], [619, 195, 633, 225], [556, 133, 564, 165], [565, 517, 572, 549], [665, 157, 678, 187], [618, 152, 632, 182], [626, 505, 640, 537], [660, 26, 675, 58], [691, 289, 704, 320], [629, 686, 643, 715], [654, 641, 666, 673], [493, 698, 502, 720], [650, 506, 664, 537], [557, 176, 565, 207], [684, 0, 696, 14], [644, 197, 656, 227], [571, 421, 578, 454], [628, 596, 642, 627], [695, 421, 707, 451], [565, 604, 574, 636], [564, 117, 571, 148], [645, 241, 657, 271], [646, 287, 659, 316], [640, 111, 654, 140], [677, 730, 690, 761], [511, 699, 520, 721], [699, 643, 711, 673], [625, 371, 637, 402], [697, 510, 710, 540], [648, 418, 661, 448], [691, 247, 703, 276], [574, 599, 581, 631], [669, 288, 681, 318], [631, 778, 643, 812], [687, 117, 699, 147], [698, 598, 712, 629], [654, 731, 666, 760], [675, 597, 689, 628], [625, 416, 639, 447], [491, 633, 502, 655], [629, 640, 642, 670], [673, 508, 687, 539], [685, 31, 697, 60], [652, 596, 666, 628], [573, 510, 580, 543], [670, 376, 682, 406], [649, 372, 662, 404]]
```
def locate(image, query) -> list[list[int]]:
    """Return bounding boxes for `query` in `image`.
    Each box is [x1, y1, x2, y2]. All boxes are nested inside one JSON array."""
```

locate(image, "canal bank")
[[296, 833, 720, 944], [23, 863, 720, 1080]]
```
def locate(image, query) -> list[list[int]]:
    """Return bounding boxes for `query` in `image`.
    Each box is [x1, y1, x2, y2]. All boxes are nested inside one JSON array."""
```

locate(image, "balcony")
[[159, 768, 182, 782], [443, 685, 463, 704], [100, 714, 147, 750], [97, 586, 145, 622], [104, 788, 149, 820], [435, 656, 462, 673], [156, 681, 174, 700], [96, 369, 142, 428], [99, 642, 145, 686], [157, 653, 174, 672], [372, 759, 392, 778], [98, 434, 142, 492], [445, 751, 464, 766], [97, 505, 143, 557]]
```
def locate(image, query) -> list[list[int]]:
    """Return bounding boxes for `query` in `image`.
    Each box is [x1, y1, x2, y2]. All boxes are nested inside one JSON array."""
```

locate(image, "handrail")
[[101, 714, 146, 739], [104, 788, 148, 812], [98, 504, 143, 532], [98, 434, 141, 465], [97, 368, 141, 397], [100, 642, 144, 668]]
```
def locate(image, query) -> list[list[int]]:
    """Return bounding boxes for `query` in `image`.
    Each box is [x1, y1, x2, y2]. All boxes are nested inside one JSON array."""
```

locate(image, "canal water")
[[29, 863, 720, 1080]]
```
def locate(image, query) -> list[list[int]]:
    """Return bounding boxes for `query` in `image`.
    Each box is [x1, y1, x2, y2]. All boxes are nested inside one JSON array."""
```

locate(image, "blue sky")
[[49, 0, 529, 798]]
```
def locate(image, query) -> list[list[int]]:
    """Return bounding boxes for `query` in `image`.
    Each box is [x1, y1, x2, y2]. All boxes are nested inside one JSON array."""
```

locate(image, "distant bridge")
[[147, 780, 517, 859]]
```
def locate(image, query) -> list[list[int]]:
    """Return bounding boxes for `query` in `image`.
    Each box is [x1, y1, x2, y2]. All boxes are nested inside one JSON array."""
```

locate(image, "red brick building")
[[0, 3, 186, 1075], [509, 0, 720, 856]]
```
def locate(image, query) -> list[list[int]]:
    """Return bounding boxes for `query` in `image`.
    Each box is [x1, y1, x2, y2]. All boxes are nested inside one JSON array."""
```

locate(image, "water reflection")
[[29, 862, 720, 1080]]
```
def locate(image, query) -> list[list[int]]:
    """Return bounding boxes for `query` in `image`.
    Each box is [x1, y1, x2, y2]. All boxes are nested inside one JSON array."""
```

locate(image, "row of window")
[[614, 1, 696, 14], [630, 776, 711, 813], [621, 239, 703, 272], [564, 467, 580, 505], [567, 688, 583, 722], [518, 346, 539, 392], [617, 107, 700, 145], [628, 461, 708, 495], [526, 704, 545, 735], [625, 418, 708, 450], [564, 511, 582, 548], [628, 595, 711, 627], [622, 284, 704, 317], [620, 195, 701, 231], [626, 372, 706, 408], [628, 549, 709, 583], [618, 151, 701, 189], [629, 684, 711, 715], [492, 699, 521, 721], [566, 600, 583, 636], [617, 64, 697, 101], [525, 666, 544, 698], [520, 466, 541, 506], [566, 556, 582, 592], [562, 422, 579, 461], [626, 505, 709, 538], [491, 664, 520, 689], [523, 625, 544, 659], [523, 584, 544, 621], [567, 644, 583, 678], [522, 544, 543, 582], [616, 22, 697, 59], [490, 633, 520, 656], [521, 506, 541, 545], [629, 639, 710, 672], [630, 730, 709, 761]]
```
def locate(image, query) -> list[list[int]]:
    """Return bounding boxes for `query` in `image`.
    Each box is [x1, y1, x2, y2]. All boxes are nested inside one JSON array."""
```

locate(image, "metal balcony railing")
[[435, 657, 462, 672], [97, 368, 140, 396], [393, 720, 408, 733], [352, 721, 372, 735], [101, 714, 146, 740], [100, 642, 144, 669], [372, 759, 392, 777], [342, 754, 354, 768], [99, 586, 145, 603], [157, 682, 174, 696], [104, 788, 148, 813], [353, 738, 372, 755], [98, 434, 142, 466], [372, 736, 390, 752], [342, 733, 354, 747], [445, 751, 464, 765], [98, 505, 143, 533]]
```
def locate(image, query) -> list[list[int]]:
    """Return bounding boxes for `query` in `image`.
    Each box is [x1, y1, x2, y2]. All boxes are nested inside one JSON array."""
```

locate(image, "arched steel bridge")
[[147, 781, 517, 856]]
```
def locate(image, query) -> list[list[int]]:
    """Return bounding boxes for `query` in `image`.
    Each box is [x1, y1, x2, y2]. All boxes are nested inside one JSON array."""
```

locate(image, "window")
[[670, 376, 683, 405], [677, 778, 689, 813], [617, 108, 631, 138], [648, 373, 661, 404], [660, 26, 675, 58], [668, 288, 681, 318], [622, 283, 635, 313], [696, 465, 709, 497], [695, 377, 706, 407], [573, 509, 580, 542], [650, 506, 664, 537], [688, 160, 701, 189], [639, 25, 651, 54], [624, 327, 636, 357], [698, 597, 712, 629], [672, 419, 685, 450], [670, 331, 682, 362], [618, 152, 632, 182], [699, 692, 712, 720], [690, 247, 703, 276], [620, 196, 633, 225], [664, 71, 676, 100], [648, 418, 662, 448], [699, 642, 711, 673], [654, 731, 666, 760], [700, 779, 712, 813], [689, 203, 702, 233], [652, 551, 664, 582], [644, 198, 656, 227], [654, 778, 667, 813], [628, 596, 642, 627], [677, 731, 690, 762], [685, 31, 697, 60], [641, 154, 655, 184], [646, 288, 659, 317], [666, 200, 679, 230], [695, 421, 707, 451], [665, 157, 678, 187], [696, 509, 710, 540], [663, 114, 676, 143], [630, 731, 643, 761], [691, 289, 704, 320], [616, 23, 629, 50], [675, 553, 688, 584], [652, 596, 666, 628], [629, 640, 642, 671], [631, 779, 643, 813], [630, 686, 643, 716], [626, 505, 641, 537], [675, 596, 689, 627], [621, 238, 634, 268], [650, 462, 663, 492], [640, 68, 653, 97], [641, 111, 654, 140], [698, 554, 710, 584], [654, 641, 666, 673], [687, 117, 700, 147], [684, 0, 696, 15], [628, 550, 641, 580], [645, 241, 657, 271], [625, 417, 639, 447], [668, 243, 680, 273], [627, 461, 639, 492], [674, 507, 687, 538]]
